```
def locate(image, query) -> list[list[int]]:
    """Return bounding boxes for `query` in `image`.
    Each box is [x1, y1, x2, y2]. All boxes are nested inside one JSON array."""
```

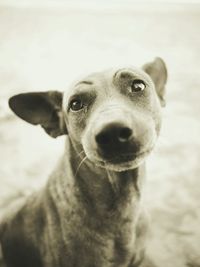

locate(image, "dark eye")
[[131, 80, 146, 92], [69, 99, 84, 111]]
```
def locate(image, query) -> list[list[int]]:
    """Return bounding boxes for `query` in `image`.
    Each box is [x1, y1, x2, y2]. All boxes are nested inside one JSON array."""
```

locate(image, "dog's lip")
[[102, 153, 138, 164], [96, 147, 153, 165], [86, 148, 153, 172]]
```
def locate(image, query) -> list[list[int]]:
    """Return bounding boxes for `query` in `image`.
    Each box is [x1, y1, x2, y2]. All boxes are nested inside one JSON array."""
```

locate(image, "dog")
[[0, 57, 167, 267]]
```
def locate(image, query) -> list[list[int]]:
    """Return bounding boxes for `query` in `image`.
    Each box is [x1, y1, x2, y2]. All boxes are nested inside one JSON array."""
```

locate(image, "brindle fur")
[[0, 58, 167, 267]]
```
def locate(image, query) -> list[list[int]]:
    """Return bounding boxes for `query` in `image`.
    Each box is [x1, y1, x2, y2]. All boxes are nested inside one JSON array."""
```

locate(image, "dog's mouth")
[[86, 148, 153, 172]]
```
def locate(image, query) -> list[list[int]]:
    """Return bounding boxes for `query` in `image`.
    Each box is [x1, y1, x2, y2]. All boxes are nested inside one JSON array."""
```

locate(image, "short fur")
[[0, 58, 167, 267]]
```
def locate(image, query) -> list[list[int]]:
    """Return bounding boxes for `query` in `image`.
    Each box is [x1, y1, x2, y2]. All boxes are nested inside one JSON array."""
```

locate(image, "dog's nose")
[[95, 123, 133, 146]]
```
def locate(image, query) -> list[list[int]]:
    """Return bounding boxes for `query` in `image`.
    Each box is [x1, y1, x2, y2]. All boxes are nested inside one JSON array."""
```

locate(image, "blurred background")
[[0, 0, 200, 266]]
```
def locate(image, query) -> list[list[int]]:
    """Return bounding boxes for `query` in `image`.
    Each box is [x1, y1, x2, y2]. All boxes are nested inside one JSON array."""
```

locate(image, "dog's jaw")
[[82, 145, 154, 172]]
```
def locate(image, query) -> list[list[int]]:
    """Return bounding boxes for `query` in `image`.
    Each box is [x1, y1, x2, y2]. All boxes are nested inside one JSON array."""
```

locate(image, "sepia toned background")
[[0, 0, 200, 266]]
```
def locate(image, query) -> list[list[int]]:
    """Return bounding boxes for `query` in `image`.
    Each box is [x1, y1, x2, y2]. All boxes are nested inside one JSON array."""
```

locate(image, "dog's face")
[[9, 58, 167, 172]]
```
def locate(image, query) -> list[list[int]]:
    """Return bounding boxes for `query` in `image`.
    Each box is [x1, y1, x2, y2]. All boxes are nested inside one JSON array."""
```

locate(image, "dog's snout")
[[95, 123, 133, 146]]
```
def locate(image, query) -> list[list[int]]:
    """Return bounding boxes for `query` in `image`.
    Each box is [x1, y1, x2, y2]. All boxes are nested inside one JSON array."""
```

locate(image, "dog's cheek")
[[81, 119, 99, 161], [143, 88, 163, 136], [81, 127, 93, 156], [151, 99, 163, 136], [66, 114, 87, 144]]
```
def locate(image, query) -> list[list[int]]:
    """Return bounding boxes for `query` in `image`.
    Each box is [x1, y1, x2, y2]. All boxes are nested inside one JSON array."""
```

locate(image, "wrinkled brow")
[[75, 80, 93, 86], [113, 69, 135, 79], [69, 84, 96, 100]]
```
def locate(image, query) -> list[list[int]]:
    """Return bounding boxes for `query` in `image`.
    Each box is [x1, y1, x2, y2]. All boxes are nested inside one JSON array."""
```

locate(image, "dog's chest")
[[45, 168, 142, 267], [54, 207, 138, 267], [98, 221, 137, 267], [63, 219, 136, 267]]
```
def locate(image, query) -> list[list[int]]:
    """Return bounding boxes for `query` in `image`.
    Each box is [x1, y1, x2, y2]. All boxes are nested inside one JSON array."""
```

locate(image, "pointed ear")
[[9, 91, 67, 138], [142, 57, 167, 107]]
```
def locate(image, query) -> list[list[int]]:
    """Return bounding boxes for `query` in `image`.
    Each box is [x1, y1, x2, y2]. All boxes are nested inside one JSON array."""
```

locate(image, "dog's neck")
[[65, 138, 146, 218]]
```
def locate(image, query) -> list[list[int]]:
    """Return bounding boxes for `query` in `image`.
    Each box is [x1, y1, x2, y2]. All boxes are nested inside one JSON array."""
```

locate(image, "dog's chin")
[[96, 158, 144, 172], [86, 150, 152, 172]]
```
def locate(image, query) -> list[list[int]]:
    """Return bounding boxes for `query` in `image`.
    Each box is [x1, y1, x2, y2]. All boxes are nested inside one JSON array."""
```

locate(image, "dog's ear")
[[9, 91, 67, 138], [143, 57, 167, 107]]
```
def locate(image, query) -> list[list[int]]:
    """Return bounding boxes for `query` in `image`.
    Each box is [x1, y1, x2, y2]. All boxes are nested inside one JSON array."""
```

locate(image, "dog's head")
[[9, 58, 167, 172]]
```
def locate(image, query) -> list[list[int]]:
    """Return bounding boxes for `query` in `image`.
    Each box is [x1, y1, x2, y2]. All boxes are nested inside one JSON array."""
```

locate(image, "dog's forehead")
[[74, 66, 149, 85], [63, 66, 151, 101], [83, 66, 149, 81]]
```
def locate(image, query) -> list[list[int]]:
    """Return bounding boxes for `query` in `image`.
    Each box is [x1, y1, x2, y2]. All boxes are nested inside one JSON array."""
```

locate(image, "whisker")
[[75, 156, 88, 177], [76, 150, 85, 159], [105, 168, 118, 193]]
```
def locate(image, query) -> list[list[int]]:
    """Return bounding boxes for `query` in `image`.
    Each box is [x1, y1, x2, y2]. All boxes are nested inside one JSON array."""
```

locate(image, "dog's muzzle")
[[82, 104, 156, 171], [94, 121, 141, 163]]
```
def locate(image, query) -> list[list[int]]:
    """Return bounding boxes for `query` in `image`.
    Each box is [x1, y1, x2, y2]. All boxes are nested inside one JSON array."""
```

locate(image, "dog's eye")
[[69, 99, 84, 111], [131, 80, 146, 92]]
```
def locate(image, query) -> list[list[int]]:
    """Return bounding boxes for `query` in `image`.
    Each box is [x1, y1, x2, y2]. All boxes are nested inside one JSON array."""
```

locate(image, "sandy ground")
[[0, 2, 200, 266]]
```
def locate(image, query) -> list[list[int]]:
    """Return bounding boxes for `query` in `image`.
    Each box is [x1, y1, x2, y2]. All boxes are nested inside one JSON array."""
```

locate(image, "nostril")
[[95, 132, 110, 145], [118, 127, 133, 142]]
